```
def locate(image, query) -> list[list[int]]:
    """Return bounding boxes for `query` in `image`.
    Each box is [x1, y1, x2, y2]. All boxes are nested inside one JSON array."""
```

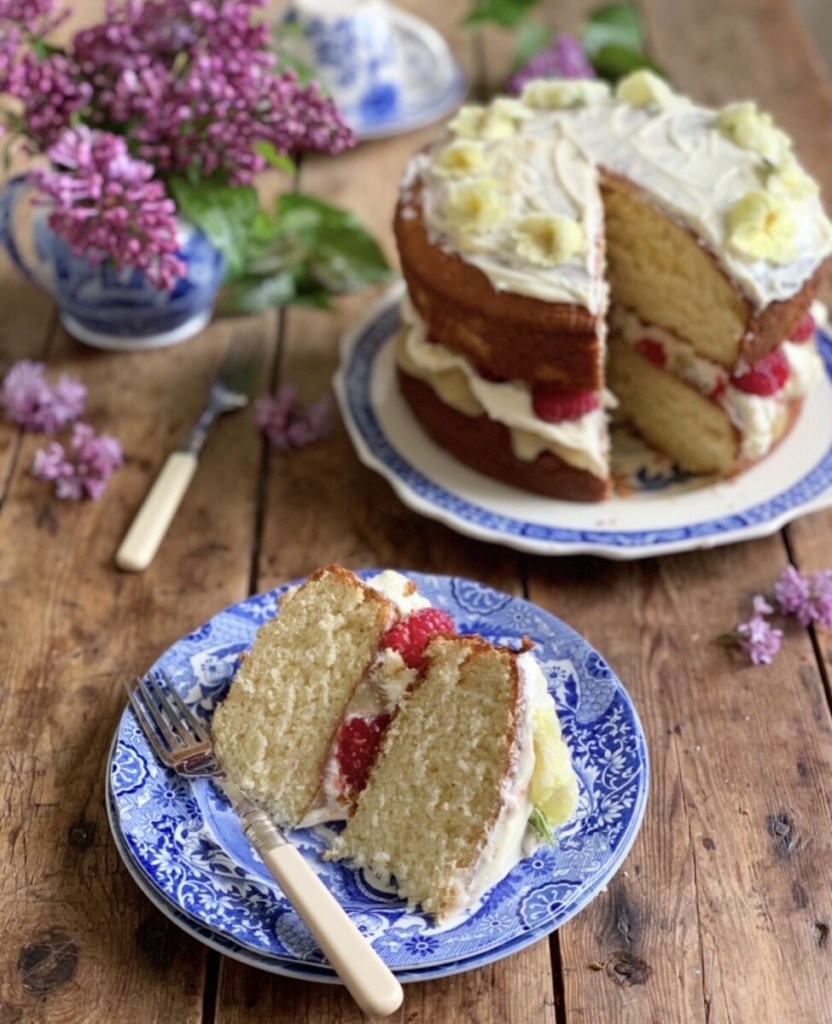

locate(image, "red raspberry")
[[709, 377, 727, 401], [731, 348, 791, 396], [336, 714, 391, 794], [790, 313, 816, 343], [531, 385, 601, 423], [634, 337, 667, 369], [382, 607, 456, 669]]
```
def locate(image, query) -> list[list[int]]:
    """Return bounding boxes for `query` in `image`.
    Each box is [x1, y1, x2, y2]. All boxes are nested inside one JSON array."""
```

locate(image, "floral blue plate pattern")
[[334, 284, 832, 560], [109, 572, 648, 981]]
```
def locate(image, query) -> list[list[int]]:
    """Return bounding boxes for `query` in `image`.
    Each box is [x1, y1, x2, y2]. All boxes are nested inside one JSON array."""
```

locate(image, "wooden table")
[[3, 1, 832, 1021]]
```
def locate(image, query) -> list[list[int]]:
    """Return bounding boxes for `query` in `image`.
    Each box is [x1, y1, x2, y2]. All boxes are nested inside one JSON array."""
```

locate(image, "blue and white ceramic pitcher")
[[0, 175, 225, 350]]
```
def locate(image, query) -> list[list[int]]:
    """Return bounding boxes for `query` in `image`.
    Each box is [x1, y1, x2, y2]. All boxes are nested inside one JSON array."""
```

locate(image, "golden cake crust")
[[394, 181, 605, 390], [600, 171, 827, 368], [398, 367, 611, 501]]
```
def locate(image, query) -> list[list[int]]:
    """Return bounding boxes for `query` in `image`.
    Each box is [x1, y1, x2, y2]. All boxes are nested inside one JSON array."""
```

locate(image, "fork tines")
[[125, 671, 215, 773]]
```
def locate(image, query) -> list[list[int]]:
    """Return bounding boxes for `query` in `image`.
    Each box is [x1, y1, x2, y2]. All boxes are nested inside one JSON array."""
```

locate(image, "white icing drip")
[[366, 569, 430, 616], [440, 652, 554, 919], [399, 299, 610, 478]]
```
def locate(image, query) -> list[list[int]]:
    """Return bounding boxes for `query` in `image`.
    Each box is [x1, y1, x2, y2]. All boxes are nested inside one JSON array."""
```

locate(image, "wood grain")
[[2, 0, 832, 1022]]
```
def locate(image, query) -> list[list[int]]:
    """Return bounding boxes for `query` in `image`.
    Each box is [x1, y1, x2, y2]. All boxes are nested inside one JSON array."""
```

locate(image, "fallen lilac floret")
[[32, 420, 123, 499], [1, 359, 86, 432], [255, 385, 332, 450]]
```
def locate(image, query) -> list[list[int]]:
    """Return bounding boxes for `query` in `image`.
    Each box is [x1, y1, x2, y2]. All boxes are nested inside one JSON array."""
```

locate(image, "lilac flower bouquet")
[[0, 0, 392, 312]]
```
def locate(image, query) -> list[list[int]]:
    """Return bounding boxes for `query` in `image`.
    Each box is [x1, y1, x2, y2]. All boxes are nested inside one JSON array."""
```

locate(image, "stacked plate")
[[107, 572, 649, 983]]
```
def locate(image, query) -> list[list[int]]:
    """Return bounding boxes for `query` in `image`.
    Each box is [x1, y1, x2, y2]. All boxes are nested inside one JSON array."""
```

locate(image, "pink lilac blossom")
[[255, 384, 332, 450], [3, 50, 91, 148], [734, 595, 783, 666], [507, 33, 596, 95], [70, 0, 355, 184], [34, 127, 185, 290], [32, 421, 123, 499], [0, 0, 69, 34], [1, 359, 86, 432], [773, 564, 813, 624], [1, 0, 355, 276], [774, 564, 832, 628]]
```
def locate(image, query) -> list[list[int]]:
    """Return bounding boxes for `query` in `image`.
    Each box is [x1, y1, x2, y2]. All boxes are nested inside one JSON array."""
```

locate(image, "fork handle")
[[243, 813, 403, 1017], [115, 452, 198, 572]]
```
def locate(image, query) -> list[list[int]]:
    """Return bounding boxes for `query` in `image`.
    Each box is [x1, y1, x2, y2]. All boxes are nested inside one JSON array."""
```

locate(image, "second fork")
[[115, 335, 261, 573]]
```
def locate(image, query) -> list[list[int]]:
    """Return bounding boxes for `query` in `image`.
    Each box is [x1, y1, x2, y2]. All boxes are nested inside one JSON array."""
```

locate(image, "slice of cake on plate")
[[393, 72, 832, 499], [210, 565, 579, 922], [325, 631, 577, 923]]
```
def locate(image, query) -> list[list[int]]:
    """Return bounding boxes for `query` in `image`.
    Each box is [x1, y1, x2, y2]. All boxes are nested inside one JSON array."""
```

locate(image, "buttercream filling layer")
[[611, 305, 824, 461], [398, 298, 611, 478]]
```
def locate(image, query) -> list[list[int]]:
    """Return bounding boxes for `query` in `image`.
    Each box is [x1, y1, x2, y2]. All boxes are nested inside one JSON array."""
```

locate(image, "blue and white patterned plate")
[[334, 284, 832, 560], [108, 572, 648, 981]]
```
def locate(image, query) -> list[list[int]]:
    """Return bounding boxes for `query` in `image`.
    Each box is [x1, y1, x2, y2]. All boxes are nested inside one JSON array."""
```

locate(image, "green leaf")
[[253, 141, 297, 176], [212, 191, 393, 314], [217, 270, 297, 314], [463, 0, 541, 29], [273, 192, 395, 294], [511, 21, 553, 71], [581, 2, 644, 59], [169, 177, 262, 281], [528, 806, 554, 844], [590, 44, 666, 84]]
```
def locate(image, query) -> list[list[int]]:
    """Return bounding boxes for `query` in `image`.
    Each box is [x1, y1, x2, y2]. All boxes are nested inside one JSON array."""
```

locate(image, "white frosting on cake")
[[398, 297, 611, 478], [401, 80, 832, 312], [413, 125, 607, 310]]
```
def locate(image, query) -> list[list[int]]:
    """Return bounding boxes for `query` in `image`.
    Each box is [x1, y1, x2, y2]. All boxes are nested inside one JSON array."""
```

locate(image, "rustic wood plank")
[[529, 5, 832, 1021], [4, 0, 832, 1022], [786, 508, 832, 684], [0, 313, 270, 1021], [210, 3, 555, 1023], [535, 539, 832, 1024]]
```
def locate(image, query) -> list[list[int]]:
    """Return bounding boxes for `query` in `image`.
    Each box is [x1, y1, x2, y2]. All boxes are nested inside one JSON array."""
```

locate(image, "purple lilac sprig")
[[507, 33, 596, 95], [773, 565, 832, 628], [32, 421, 123, 499], [255, 384, 332, 450], [2, 358, 124, 500], [731, 596, 783, 666], [719, 565, 832, 665], [71, 0, 355, 184], [0, 0, 356, 291], [33, 127, 185, 291], [1, 359, 86, 432], [2, 0, 355, 177]]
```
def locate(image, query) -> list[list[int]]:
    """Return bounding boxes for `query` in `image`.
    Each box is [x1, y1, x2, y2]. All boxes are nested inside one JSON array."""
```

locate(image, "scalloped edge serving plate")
[[333, 284, 832, 560], [108, 571, 648, 982]]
